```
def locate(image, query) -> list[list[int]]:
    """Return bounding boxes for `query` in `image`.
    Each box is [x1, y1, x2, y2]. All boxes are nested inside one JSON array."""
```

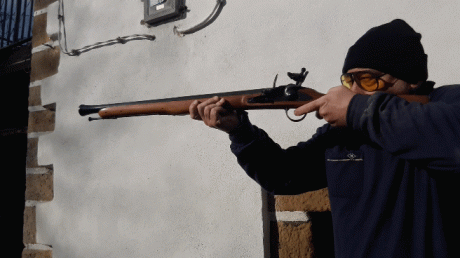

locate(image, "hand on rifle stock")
[[189, 96, 241, 133]]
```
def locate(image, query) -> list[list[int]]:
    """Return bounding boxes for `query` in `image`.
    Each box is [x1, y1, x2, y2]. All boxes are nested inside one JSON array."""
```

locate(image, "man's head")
[[342, 19, 430, 95]]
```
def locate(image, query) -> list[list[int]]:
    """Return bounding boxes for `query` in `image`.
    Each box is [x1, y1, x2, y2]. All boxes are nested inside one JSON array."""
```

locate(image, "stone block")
[[25, 167, 53, 201], [28, 108, 55, 133], [29, 86, 41, 107], [277, 221, 314, 258], [30, 48, 60, 82], [275, 188, 330, 212], [22, 249, 52, 258], [32, 14, 51, 48], [27, 138, 39, 168], [23, 206, 36, 244]]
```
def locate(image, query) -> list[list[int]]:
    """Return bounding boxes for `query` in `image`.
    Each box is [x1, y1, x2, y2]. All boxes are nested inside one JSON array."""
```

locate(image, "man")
[[190, 19, 460, 257]]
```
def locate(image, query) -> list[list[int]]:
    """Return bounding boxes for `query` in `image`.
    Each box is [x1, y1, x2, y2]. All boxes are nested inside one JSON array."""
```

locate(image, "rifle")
[[78, 68, 429, 122]]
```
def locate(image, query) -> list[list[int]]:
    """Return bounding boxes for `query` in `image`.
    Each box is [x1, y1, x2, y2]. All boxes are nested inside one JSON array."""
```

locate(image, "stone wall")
[[22, 1, 59, 257]]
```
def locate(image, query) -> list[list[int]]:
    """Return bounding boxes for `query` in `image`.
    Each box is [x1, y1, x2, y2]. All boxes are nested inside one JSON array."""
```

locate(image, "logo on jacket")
[[347, 153, 357, 160], [327, 152, 363, 162]]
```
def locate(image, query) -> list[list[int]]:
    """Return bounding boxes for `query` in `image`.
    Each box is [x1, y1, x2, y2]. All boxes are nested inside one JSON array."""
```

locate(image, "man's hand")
[[189, 96, 240, 133], [294, 86, 356, 127]]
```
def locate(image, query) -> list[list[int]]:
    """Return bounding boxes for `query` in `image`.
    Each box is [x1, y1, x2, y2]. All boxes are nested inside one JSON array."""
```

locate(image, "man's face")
[[346, 68, 417, 95]]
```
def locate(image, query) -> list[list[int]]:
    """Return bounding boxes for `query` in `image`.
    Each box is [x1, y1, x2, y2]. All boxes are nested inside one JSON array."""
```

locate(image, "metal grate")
[[0, 0, 34, 49]]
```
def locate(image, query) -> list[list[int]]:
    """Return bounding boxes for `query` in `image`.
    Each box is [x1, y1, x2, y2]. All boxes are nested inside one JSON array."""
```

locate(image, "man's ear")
[[409, 80, 435, 95], [410, 81, 424, 90]]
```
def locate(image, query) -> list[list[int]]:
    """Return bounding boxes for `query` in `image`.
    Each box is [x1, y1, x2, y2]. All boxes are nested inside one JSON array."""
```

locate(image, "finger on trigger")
[[294, 99, 320, 116]]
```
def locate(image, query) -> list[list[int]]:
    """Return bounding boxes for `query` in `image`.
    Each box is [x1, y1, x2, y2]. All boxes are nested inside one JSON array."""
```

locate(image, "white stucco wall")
[[34, 0, 460, 257]]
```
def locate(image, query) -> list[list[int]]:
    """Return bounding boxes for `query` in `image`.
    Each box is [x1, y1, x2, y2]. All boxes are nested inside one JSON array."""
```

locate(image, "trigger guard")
[[285, 108, 306, 122]]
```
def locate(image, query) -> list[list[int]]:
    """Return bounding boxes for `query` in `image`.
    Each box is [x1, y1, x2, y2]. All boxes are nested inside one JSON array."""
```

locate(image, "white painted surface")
[[274, 211, 309, 222], [35, 0, 460, 257]]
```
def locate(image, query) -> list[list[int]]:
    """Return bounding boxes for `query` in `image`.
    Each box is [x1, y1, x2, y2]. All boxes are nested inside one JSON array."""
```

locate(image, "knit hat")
[[342, 19, 428, 84]]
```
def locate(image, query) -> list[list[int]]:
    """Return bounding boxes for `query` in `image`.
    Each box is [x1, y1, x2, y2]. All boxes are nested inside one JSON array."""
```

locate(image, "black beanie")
[[342, 19, 428, 84]]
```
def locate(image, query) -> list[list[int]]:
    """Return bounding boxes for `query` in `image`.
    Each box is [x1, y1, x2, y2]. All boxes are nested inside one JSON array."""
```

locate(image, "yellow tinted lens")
[[341, 74, 353, 89], [357, 73, 377, 91]]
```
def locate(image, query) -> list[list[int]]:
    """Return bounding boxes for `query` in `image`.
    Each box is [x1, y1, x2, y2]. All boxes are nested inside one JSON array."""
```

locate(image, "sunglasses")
[[341, 72, 387, 92]]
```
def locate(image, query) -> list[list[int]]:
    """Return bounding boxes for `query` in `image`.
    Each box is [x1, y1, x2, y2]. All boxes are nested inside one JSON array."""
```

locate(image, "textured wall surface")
[[27, 0, 460, 257]]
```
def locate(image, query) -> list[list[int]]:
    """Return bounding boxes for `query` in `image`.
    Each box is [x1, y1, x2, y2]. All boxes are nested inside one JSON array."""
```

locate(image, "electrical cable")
[[173, 0, 226, 37], [57, 0, 156, 56]]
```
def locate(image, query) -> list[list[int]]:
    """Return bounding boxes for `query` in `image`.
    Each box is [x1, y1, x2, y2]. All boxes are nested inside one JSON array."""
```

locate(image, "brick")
[[25, 167, 53, 201], [32, 14, 51, 48], [277, 221, 314, 258], [22, 249, 52, 258], [29, 86, 42, 107], [28, 108, 55, 133], [23, 206, 36, 244], [34, 0, 58, 11], [30, 48, 60, 82], [27, 138, 39, 168], [275, 188, 331, 212]]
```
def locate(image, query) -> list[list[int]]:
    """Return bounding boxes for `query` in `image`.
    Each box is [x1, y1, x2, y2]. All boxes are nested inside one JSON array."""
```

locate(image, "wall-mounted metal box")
[[143, 0, 186, 27]]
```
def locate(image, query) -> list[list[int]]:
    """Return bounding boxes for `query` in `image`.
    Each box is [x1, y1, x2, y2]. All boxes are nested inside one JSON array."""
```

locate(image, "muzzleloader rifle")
[[78, 68, 429, 122]]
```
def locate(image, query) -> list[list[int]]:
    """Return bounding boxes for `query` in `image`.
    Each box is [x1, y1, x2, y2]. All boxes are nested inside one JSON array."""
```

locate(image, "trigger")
[[285, 108, 306, 122]]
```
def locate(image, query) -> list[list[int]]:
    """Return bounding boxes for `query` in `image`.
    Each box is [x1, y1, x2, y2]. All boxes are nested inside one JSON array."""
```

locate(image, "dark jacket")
[[229, 85, 460, 258]]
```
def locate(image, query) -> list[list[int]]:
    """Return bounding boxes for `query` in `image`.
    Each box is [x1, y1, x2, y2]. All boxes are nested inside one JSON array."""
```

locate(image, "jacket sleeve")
[[347, 85, 460, 172], [229, 112, 328, 195]]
